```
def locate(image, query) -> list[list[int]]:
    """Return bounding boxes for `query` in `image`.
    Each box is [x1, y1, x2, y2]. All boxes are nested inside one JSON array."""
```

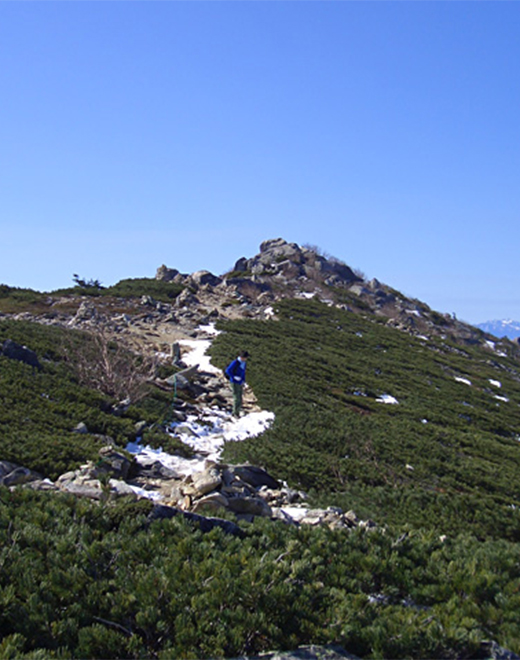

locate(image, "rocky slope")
[[3, 238, 514, 358]]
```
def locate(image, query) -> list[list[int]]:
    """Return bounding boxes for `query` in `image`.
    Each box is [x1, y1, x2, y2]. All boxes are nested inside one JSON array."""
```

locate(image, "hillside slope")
[[2, 239, 520, 659]]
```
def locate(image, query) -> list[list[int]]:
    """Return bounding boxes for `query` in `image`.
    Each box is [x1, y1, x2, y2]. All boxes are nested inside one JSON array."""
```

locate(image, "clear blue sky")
[[1, 2, 519, 325]]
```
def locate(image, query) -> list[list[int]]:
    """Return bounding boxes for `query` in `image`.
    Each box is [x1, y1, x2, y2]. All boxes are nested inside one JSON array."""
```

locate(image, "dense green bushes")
[[0, 320, 171, 479], [0, 489, 519, 658], [210, 299, 520, 539], [50, 277, 183, 303]]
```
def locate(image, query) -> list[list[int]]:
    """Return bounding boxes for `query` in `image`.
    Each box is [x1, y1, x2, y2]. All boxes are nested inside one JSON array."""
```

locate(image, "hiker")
[[225, 351, 249, 417]]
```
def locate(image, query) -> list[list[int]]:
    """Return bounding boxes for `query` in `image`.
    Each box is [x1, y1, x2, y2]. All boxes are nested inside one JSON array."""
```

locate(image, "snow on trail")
[[127, 324, 275, 480], [177, 339, 220, 374], [127, 408, 275, 478]]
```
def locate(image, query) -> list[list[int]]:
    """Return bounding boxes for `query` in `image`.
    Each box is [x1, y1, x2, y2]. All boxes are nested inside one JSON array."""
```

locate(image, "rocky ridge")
[[2, 237, 518, 532], [4, 238, 512, 356]]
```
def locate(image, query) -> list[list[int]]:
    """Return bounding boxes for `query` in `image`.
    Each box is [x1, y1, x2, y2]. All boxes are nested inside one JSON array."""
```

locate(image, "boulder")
[[109, 479, 137, 497], [0, 465, 42, 487], [97, 446, 132, 480], [230, 465, 280, 490], [0, 461, 20, 478], [190, 270, 222, 288], [61, 481, 103, 500], [227, 496, 272, 517], [183, 467, 222, 497], [156, 265, 180, 282], [175, 289, 199, 308], [1, 339, 42, 372], [135, 458, 180, 480], [232, 257, 250, 273], [191, 492, 229, 513], [72, 301, 97, 322], [259, 238, 303, 263], [147, 504, 245, 537]]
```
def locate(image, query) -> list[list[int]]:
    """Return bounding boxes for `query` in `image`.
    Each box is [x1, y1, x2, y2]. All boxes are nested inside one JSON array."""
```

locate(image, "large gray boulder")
[[1, 339, 42, 372], [190, 270, 222, 288], [182, 466, 222, 497], [156, 265, 180, 281], [229, 465, 280, 490], [0, 461, 42, 487]]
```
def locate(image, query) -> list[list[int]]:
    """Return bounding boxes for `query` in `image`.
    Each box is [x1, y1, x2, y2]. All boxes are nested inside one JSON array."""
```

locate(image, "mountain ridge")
[[476, 318, 520, 340], [2, 238, 520, 658]]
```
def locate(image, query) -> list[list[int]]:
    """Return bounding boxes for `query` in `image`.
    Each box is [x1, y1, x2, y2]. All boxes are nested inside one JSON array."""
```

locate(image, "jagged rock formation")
[[3, 239, 512, 357], [152, 238, 498, 348]]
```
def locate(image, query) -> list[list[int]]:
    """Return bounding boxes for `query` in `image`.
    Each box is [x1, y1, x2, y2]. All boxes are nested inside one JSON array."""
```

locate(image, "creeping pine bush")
[[210, 298, 520, 539], [50, 277, 184, 303], [1, 490, 520, 658], [0, 320, 171, 479]]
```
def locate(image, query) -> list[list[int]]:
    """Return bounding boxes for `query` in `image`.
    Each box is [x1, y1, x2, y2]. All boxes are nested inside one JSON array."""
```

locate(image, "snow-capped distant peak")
[[476, 319, 520, 340]]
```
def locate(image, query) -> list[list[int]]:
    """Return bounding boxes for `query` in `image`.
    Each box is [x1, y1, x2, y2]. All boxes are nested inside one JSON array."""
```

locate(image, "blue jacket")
[[225, 358, 247, 385]]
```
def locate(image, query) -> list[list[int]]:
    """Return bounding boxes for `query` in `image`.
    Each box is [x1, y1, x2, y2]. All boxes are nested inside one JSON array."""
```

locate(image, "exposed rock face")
[[189, 270, 222, 288], [7, 237, 494, 356], [232, 238, 361, 290], [155, 265, 180, 282], [0, 461, 42, 487]]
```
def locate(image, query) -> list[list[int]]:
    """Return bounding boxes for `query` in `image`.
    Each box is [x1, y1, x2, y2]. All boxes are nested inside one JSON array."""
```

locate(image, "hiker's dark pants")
[[231, 382, 243, 416]]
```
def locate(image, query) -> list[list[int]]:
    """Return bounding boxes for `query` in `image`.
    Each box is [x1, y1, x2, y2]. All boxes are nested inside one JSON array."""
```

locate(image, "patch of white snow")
[[178, 338, 220, 374], [127, 409, 275, 483], [489, 379, 502, 388], [277, 506, 309, 522], [376, 394, 399, 405], [455, 377, 472, 386], [197, 323, 221, 336]]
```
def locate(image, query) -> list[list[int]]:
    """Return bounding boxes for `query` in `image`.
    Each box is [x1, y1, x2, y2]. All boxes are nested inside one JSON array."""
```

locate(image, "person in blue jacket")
[[225, 351, 250, 417]]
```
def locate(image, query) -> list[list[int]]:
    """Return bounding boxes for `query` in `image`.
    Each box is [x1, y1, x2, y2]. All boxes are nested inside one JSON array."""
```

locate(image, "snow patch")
[[197, 323, 221, 336], [376, 394, 399, 405], [494, 395, 510, 403], [127, 408, 275, 480], [277, 506, 309, 522], [455, 377, 472, 386], [178, 338, 220, 374], [489, 379, 502, 388]]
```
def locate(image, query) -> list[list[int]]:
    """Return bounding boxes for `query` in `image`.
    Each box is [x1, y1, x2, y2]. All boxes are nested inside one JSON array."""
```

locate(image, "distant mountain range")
[[476, 319, 520, 340]]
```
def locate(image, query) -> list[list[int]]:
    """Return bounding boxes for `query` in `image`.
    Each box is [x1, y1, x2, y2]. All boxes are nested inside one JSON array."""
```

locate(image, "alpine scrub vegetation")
[[0, 320, 171, 479], [1, 489, 520, 659], [2, 289, 520, 656], [210, 299, 520, 540]]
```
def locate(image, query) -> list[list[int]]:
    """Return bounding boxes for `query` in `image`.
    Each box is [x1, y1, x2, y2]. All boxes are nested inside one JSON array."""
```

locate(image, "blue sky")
[[1, 2, 519, 324]]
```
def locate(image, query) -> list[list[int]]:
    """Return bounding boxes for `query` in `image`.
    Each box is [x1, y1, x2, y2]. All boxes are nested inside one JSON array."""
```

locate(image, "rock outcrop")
[[1, 339, 42, 372], [6, 446, 376, 533]]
